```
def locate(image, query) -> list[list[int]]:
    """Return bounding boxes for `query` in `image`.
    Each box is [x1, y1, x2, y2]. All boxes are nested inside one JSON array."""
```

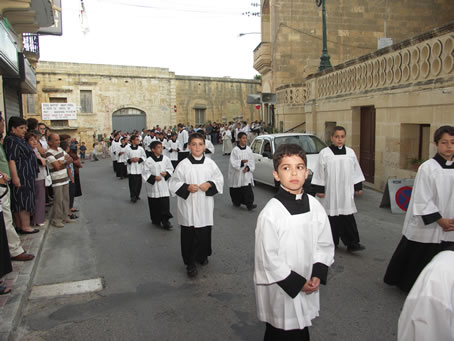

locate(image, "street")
[[17, 146, 407, 341]]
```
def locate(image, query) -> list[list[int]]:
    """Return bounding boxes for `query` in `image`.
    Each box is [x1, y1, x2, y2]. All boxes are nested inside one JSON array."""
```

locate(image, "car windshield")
[[274, 135, 326, 154]]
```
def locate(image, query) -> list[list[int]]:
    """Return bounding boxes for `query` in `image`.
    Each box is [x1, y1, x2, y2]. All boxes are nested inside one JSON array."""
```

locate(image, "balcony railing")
[[22, 33, 40, 58]]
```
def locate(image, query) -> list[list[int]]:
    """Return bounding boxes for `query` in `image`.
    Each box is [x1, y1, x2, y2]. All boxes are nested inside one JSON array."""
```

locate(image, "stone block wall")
[[265, 0, 454, 90], [175, 76, 261, 125], [275, 23, 454, 191]]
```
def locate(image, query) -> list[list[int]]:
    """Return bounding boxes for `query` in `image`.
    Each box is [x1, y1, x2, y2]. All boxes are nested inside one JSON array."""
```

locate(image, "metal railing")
[[284, 121, 306, 133], [22, 33, 40, 58]]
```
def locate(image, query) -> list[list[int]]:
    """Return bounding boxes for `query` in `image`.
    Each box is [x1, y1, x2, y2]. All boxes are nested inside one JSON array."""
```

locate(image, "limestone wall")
[[175, 76, 261, 125], [24, 62, 260, 150], [275, 22, 454, 191], [262, 0, 454, 90]]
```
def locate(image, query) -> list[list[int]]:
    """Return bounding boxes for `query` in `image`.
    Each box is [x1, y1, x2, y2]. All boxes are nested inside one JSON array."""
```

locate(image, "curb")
[[0, 220, 51, 341]]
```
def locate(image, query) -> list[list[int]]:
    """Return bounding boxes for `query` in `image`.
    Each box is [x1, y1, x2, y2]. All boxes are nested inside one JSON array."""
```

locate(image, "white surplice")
[[177, 129, 189, 153], [254, 194, 334, 330], [169, 155, 224, 227], [167, 140, 179, 161], [125, 145, 146, 174], [398, 251, 454, 341], [205, 139, 215, 159], [110, 139, 121, 161], [142, 155, 174, 198], [228, 145, 255, 188], [311, 146, 365, 216], [402, 158, 454, 243]]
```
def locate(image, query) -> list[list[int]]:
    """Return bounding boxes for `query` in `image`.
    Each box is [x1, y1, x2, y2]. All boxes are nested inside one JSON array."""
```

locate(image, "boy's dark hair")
[[434, 125, 454, 144], [331, 126, 346, 136], [237, 132, 247, 139], [130, 134, 138, 141], [273, 144, 307, 171], [27, 118, 38, 131], [188, 132, 205, 144], [8, 116, 27, 132], [150, 140, 162, 150]]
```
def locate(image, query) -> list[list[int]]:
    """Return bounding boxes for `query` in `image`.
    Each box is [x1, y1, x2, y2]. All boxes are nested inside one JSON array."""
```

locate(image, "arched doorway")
[[112, 108, 146, 133]]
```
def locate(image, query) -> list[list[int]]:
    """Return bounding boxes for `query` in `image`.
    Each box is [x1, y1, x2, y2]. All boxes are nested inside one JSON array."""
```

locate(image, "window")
[[50, 120, 69, 127], [80, 90, 93, 113], [400, 124, 430, 170], [251, 139, 263, 154], [195, 108, 206, 126], [274, 135, 326, 154], [26, 95, 35, 114]]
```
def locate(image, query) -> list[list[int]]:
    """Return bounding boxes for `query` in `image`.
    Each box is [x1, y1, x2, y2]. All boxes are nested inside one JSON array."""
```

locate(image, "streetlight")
[[238, 32, 261, 37], [316, 0, 332, 71]]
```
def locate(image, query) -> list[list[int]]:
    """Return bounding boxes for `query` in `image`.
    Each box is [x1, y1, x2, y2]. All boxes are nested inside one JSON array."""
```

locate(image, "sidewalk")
[[0, 221, 50, 341]]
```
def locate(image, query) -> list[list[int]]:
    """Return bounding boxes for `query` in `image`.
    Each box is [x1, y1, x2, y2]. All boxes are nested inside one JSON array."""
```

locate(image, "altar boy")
[[254, 144, 334, 340], [142, 140, 174, 229], [126, 135, 146, 202], [311, 126, 366, 252], [169, 132, 224, 278]]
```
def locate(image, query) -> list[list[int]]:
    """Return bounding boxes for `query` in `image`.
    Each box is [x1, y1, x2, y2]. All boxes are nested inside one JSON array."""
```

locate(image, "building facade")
[[253, 0, 454, 191], [255, 0, 454, 131], [0, 1, 60, 123], [25, 62, 260, 146]]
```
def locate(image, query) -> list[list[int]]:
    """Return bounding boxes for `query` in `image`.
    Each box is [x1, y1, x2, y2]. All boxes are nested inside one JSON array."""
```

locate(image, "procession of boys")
[[107, 121, 454, 341]]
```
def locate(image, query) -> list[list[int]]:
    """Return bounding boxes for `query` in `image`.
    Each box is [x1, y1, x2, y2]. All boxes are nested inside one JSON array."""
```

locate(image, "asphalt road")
[[18, 146, 407, 341]]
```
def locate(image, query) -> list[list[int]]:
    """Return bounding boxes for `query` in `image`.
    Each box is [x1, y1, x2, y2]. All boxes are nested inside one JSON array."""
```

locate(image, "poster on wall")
[[42, 103, 77, 120]]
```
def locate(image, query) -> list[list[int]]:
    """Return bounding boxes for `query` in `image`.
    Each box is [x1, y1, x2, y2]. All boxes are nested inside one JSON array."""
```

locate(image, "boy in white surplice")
[[254, 144, 334, 341], [169, 132, 224, 278], [142, 140, 174, 229], [311, 126, 366, 252]]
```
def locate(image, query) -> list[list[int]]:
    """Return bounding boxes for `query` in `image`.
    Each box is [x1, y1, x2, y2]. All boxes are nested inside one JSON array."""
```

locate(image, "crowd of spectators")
[[0, 113, 83, 295]]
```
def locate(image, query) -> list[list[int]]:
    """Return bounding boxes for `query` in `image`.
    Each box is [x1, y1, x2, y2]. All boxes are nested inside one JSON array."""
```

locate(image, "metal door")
[[3, 83, 22, 122], [360, 106, 376, 183], [112, 108, 146, 133]]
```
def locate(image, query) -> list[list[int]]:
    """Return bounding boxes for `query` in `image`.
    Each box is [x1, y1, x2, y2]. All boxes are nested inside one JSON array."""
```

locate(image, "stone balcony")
[[253, 42, 271, 75]]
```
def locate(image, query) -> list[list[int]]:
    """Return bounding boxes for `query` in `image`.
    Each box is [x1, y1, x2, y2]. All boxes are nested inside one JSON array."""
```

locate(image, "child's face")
[[273, 155, 308, 195], [331, 129, 346, 147], [239, 135, 248, 146], [189, 138, 205, 157], [152, 144, 163, 156], [171, 136, 177, 141], [131, 137, 139, 145], [436, 133, 454, 160], [27, 137, 37, 149]]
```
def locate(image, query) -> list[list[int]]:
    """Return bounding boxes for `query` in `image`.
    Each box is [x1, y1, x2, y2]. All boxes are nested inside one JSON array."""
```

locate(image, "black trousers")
[[148, 197, 172, 224], [181, 225, 212, 268], [116, 163, 128, 178], [128, 174, 142, 199], [113, 160, 117, 173], [264, 323, 309, 341], [229, 185, 254, 207], [328, 214, 360, 247]]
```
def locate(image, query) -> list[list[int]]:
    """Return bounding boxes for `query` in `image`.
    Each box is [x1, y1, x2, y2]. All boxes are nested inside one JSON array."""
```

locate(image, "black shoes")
[[247, 204, 257, 211], [131, 197, 137, 203], [162, 220, 173, 230], [347, 243, 366, 252], [187, 266, 198, 278]]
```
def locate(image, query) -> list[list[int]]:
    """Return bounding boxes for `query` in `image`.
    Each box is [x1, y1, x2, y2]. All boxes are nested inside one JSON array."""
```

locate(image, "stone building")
[[24, 61, 260, 147], [253, 0, 454, 191], [255, 0, 454, 130], [0, 1, 60, 123]]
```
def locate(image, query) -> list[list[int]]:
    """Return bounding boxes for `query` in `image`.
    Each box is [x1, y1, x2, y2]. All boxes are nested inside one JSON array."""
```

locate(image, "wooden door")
[[360, 106, 376, 183]]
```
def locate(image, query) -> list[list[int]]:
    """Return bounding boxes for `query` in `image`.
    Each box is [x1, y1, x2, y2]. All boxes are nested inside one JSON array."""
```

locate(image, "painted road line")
[[30, 278, 104, 300]]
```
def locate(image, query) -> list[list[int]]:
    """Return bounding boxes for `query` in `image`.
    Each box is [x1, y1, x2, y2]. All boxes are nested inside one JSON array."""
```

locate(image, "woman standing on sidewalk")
[[3, 117, 39, 234]]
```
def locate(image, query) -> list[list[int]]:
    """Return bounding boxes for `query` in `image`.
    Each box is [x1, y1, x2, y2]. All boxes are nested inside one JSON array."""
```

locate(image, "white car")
[[250, 133, 327, 193]]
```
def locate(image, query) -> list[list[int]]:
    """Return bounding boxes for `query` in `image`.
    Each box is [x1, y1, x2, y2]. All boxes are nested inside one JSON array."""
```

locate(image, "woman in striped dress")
[[3, 117, 39, 234]]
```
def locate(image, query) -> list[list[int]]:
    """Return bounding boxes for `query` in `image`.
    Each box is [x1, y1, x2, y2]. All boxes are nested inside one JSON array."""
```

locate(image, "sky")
[[39, 0, 261, 79]]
